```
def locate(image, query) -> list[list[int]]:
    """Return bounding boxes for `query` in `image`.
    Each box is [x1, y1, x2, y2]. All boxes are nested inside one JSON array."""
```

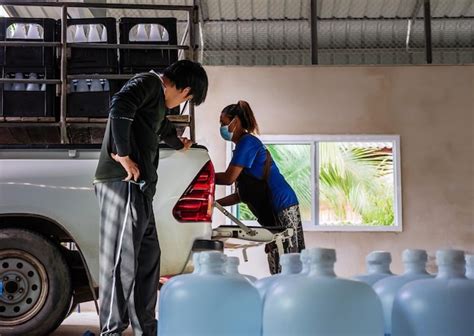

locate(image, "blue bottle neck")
[[403, 262, 429, 275], [200, 263, 225, 275], [436, 264, 466, 279], [367, 264, 391, 274], [308, 263, 336, 277]]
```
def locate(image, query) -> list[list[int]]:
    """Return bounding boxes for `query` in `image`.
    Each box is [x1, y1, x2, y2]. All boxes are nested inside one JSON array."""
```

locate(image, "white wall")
[[196, 65, 474, 278]]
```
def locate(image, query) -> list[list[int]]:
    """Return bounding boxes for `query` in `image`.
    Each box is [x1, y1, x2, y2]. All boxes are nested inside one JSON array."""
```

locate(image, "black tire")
[[0, 228, 72, 336]]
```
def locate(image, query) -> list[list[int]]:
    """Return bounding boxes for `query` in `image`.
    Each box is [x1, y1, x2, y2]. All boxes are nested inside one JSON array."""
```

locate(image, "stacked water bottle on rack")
[[0, 18, 57, 120], [0, 15, 179, 123], [66, 18, 119, 119], [119, 18, 178, 74], [158, 248, 474, 336]]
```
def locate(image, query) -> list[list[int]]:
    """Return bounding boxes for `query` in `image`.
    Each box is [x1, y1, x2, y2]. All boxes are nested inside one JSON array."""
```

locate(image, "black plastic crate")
[[65, 18, 118, 74], [1, 70, 56, 119], [119, 18, 178, 74], [0, 18, 57, 70], [67, 79, 123, 118]]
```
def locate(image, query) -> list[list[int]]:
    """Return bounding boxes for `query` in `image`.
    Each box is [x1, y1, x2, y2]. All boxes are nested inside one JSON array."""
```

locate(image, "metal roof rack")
[[0, 1, 199, 143]]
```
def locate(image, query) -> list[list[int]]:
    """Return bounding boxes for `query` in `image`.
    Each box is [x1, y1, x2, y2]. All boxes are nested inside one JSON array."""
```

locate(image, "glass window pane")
[[318, 141, 395, 226], [237, 143, 312, 222]]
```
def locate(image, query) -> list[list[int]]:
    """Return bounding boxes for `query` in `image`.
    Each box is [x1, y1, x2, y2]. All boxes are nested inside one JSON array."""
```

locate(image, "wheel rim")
[[0, 250, 49, 326]]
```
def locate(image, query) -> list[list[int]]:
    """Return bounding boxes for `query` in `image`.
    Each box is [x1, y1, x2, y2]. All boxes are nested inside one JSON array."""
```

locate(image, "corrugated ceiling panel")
[[252, 0, 270, 20]]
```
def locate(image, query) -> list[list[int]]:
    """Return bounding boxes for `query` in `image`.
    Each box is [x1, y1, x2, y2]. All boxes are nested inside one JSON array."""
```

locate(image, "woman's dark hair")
[[163, 60, 208, 105], [221, 100, 260, 134]]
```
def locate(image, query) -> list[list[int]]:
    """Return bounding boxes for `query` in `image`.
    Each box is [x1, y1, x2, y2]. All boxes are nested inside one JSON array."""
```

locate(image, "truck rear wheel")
[[0, 228, 72, 335]]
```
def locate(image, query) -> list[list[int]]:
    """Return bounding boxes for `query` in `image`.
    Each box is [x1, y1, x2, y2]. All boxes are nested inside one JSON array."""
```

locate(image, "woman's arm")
[[216, 193, 241, 207], [215, 164, 244, 185]]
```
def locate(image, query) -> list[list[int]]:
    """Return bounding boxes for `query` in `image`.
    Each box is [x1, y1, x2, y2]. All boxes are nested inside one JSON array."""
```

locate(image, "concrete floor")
[[52, 302, 133, 336]]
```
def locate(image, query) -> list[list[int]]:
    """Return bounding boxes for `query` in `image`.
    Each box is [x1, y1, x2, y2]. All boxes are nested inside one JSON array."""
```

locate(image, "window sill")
[[302, 222, 402, 232], [234, 220, 403, 233]]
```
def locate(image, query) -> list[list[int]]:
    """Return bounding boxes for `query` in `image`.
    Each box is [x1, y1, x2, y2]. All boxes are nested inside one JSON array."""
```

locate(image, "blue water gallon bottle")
[[465, 254, 474, 280], [374, 249, 433, 336], [263, 248, 384, 336], [158, 251, 262, 336], [353, 251, 394, 285], [392, 249, 474, 336], [225, 256, 257, 282], [255, 253, 302, 299]]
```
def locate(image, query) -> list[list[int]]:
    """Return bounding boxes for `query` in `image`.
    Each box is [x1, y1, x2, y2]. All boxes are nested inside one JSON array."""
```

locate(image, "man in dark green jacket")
[[94, 60, 208, 336]]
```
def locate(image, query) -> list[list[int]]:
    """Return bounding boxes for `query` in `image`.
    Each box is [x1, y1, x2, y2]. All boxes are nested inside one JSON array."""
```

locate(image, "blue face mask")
[[220, 118, 235, 141]]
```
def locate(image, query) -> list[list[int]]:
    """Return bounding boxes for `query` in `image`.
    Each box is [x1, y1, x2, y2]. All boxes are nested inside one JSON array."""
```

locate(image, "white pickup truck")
[[0, 144, 223, 335]]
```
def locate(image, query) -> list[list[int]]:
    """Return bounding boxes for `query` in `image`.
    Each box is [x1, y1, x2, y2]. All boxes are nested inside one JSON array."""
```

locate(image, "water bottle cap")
[[199, 251, 226, 265], [466, 254, 474, 265], [227, 256, 240, 266], [366, 251, 391, 264], [436, 249, 464, 266], [307, 248, 336, 263], [402, 249, 427, 263]]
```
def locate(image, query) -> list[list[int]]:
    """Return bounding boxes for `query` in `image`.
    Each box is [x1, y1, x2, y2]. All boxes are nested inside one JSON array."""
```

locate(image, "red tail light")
[[173, 161, 215, 222]]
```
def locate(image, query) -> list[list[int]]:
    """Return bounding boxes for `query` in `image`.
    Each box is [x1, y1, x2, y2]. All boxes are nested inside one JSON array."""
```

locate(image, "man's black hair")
[[163, 60, 208, 106]]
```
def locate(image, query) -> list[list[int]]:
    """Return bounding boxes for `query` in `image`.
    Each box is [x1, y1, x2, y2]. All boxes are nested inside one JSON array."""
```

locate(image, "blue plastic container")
[[255, 253, 302, 299], [353, 251, 394, 286], [392, 249, 474, 336], [466, 254, 474, 280], [373, 249, 433, 336], [158, 251, 262, 336], [263, 248, 384, 336], [225, 256, 257, 282]]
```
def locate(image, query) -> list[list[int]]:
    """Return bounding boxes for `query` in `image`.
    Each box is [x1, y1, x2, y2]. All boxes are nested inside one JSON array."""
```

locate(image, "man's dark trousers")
[[95, 180, 160, 336]]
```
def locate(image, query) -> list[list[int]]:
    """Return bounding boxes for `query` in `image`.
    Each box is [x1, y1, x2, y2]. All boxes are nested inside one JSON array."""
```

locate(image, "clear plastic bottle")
[[75, 79, 89, 92], [100, 26, 107, 42], [73, 25, 87, 43], [26, 24, 41, 39], [466, 254, 474, 280], [225, 256, 257, 282], [12, 23, 27, 39], [102, 79, 110, 91], [263, 248, 384, 336], [256, 253, 302, 299], [89, 79, 103, 92], [374, 249, 433, 336], [159, 251, 262, 336], [12, 73, 26, 91], [135, 24, 148, 42], [392, 249, 474, 336], [162, 27, 169, 41], [26, 73, 40, 91], [87, 24, 101, 43], [149, 24, 162, 42], [353, 251, 394, 286]]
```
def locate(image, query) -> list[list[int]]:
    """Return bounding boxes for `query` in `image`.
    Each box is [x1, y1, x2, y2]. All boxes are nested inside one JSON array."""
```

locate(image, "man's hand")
[[111, 154, 140, 181], [179, 137, 193, 151]]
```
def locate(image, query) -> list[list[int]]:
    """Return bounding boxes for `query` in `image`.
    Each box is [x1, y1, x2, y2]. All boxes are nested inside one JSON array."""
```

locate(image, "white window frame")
[[225, 134, 402, 232]]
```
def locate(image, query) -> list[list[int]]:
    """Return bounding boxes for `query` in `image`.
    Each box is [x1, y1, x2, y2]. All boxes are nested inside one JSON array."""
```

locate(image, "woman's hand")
[[111, 154, 140, 182], [216, 193, 241, 207]]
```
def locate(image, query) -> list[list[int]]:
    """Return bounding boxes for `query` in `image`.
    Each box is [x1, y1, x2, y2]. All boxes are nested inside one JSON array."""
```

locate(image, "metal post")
[[310, 0, 318, 65], [60, 5, 69, 144], [188, 5, 198, 142], [424, 0, 433, 64]]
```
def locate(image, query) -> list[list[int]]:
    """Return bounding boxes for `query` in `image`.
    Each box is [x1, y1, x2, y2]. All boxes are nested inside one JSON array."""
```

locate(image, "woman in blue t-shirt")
[[215, 100, 305, 274]]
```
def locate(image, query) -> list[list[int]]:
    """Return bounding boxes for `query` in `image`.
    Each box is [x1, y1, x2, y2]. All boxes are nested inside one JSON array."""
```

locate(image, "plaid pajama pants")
[[95, 181, 160, 336], [266, 204, 306, 274]]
